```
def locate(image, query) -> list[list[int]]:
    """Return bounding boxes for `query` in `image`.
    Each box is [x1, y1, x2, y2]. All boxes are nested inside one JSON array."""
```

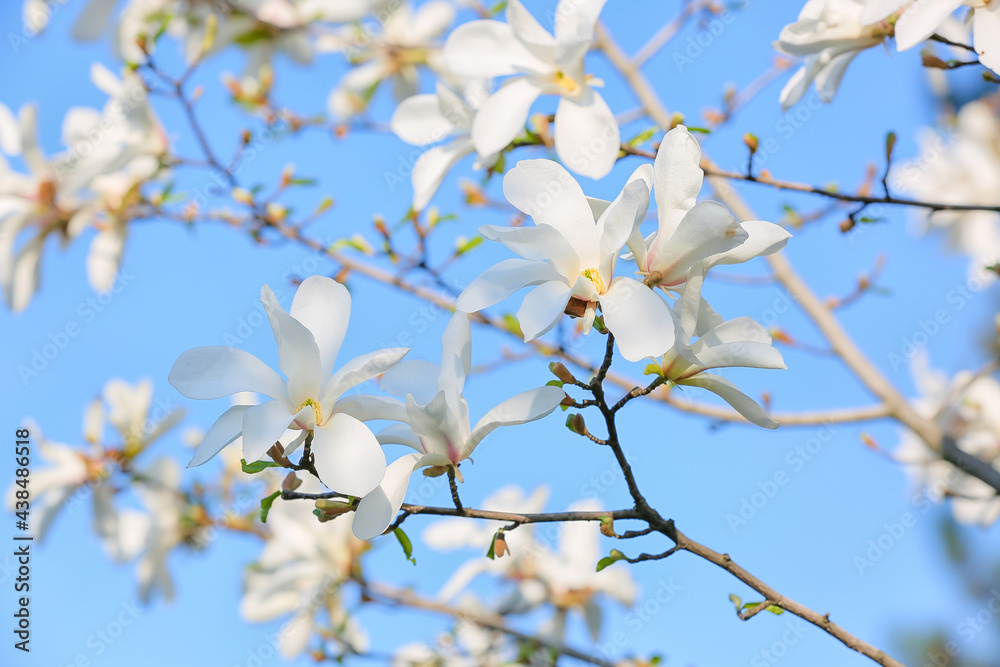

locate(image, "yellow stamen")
[[295, 398, 323, 426], [581, 267, 606, 294], [554, 70, 582, 96]]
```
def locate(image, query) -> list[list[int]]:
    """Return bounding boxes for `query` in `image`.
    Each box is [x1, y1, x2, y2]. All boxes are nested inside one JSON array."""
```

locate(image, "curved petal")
[[391, 93, 456, 146], [554, 0, 607, 44], [261, 285, 323, 406], [374, 424, 423, 451], [974, 3, 1000, 74], [312, 413, 387, 497], [242, 401, 296, 462], [554, 89, 620, 180], [600, 277, 675, 361], [503, 158, 596, 246], [444, 20, 544, 78], [517, 280, 575, 340], [470, 78, 543, 157], [188, 405, 251, 467], [457, 258, 564, 313], [72, 0, 117, 40], [597, 174, 651, 278], [87, 227, 126, 293], [321, 347, 409, 411], [439, 312, 472, 403], [859, 0, 908, 24], [407, 0, 455, 43], [168, 347, 288, 402], [650, 200, 749, 284], [651, 125, 704, 243], [289, 276, 350, 380], [707, 220, 791, 267], [813, 49, 861, 103], [6, 234, 43, 313], [507, 0, 557, 58], [779, 61, 817, 112], [479, 223, 580, 278], [411, 137, 474, 211], [680, 373, 779, 429], [894, 0, 964, 50], [335, 394, 408, 423], [467, 385, 565, 455], [691, 341, 786, 373], [0, 104, 19, 155], [352, 452, 421, 540]]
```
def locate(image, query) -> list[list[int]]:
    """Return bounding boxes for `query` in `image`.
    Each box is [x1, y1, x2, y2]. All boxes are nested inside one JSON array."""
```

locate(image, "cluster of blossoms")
[[5, 379, 193, 602], [893, 99, 1000, 280], [775, 0, 1000, 110], [1, 65, 168, 312], [896, 352, 1000, 526]]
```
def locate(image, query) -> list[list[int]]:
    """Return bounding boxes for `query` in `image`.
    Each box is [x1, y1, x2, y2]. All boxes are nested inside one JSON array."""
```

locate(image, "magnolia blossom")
[[169, 276, 408, 498], [351, 314, 564, 540], [390, 78, 498, 210], [325, 1, 455, 118], [892, 100, 1000, 279], [444, 0, 620, 179], [391, 597, 507, 666], [654, 265, 785, 429], [774, 0, 886, 110], [427, 493, 636, 643], [861, 0, 1000, 73], [241, 486, 368, 658], [457, 158, 677, 361], [627, 126, 791, 293], [895, 352, 1000, 526]]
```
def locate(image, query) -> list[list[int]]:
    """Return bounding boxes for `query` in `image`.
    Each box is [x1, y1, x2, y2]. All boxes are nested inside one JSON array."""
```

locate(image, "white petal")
[[707, 220, 791, 266], [894, 0, 964, 50], [554, 89, 620, 179], [188, 405, 251, 467], [479, 223, 580, 278], [321, 347, 409, 410], [601, 277, 675, 361], [506, 0, 557, 57], [652, 125, 704, 243], [242, 401, 295, 462], [374, 424, 423, 451], [597, 173, 651, 275], [391, 93, 455, 146], [407, 0, 454, 43], [457, 258, 564, 312], [312, 413, 386, 497], [168, 347, 288, 402], [439, 312, 472, 402], [813, 49, 861, 103], [779, 62, 816, 112], [261, 285, 323, 406], [352, 452, 421, 540], [6, 234, 42, 313], [0, 104, 20, 155], [680, 373, 779, 429], [289, 276, 350, 380], [859, 0, 908, 24], [517, 280, 575, 340], [503, 158, 597, 246], [974, 3, 1000, 73], [649, 200, 749, 285], [444, 20, 544, 78], [87, 227, 126, 293], [554, 0, 607, 44], [335, 394, 407, 423], [411, 137, 474, 211], [692, 341, 786, 373], [470, 78, 542, 156], [467, 386, 565, 454]]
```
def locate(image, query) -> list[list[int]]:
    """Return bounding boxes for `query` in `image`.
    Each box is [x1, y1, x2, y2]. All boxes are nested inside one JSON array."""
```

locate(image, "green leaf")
[[596, 549, 627, 572], [686, 126, 712, 134], [742, 601, 785, 615], [290, 177, 317, 187], [259, 491, 281, 523], [627, 126, 657, 147], [643, 363, 662, 377], [545, 379, 564, 388], [394, 528, 416, 565], [241, 458, 281, 474], [728, 593, 742, 610], [455, 236, 482, 256], [885, 131, 897, 164], [486, 531, 499, 560]]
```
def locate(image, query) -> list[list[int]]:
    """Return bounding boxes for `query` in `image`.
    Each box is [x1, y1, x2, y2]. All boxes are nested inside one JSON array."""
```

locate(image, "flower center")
[[295, 398, 323, 426], [581, 267, 605, 294], [553, 70, 582, 96]]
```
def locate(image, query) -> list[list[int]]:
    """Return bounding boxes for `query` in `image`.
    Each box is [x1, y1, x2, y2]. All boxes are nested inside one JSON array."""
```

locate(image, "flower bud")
[[743, 133, 759, 155], [282, 471, 302, 492], [548, 362, 578, 384]]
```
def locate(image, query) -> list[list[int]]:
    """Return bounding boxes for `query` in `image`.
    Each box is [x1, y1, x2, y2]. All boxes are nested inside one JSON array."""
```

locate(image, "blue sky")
[[2, 1, 1000, 666]]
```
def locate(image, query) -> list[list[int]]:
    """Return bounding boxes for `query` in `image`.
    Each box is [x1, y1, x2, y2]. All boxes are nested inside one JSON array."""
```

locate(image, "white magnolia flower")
[[351, 313, 564, 540], [241, 487, 368, 658], [428, 494, 636, 643], [456, 158, 677, 361], [861, 0, 1000, 73], [896, 352, 1000, 526], [655, 265, 785, 429], [391, 596, 507, 666], [325, 0, 455, 118], [444, 0, 621, 179], [169, 276, 408, 498], [628, 126, 791, 292], [774, 0, 886, 110], [390, 78, 498, 210], [892, 100, 1000, 280]]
